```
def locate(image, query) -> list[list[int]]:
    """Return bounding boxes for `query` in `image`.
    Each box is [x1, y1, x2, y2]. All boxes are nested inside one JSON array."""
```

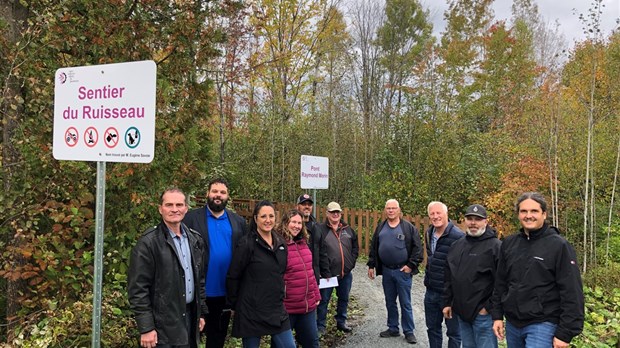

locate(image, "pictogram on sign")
[[65, 127, 79, 147], [104, 127, 119, 148], [84, 126, 99, 148], [125, 127, 140, 149]]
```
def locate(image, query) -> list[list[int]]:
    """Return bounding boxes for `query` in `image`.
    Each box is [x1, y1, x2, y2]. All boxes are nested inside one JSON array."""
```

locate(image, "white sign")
[[300, 155, 329, 189], [53, 60, 156, 163]]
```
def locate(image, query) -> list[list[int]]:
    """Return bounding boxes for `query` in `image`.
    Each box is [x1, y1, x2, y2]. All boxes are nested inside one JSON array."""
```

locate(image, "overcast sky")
[[423, 0, 619, 46]]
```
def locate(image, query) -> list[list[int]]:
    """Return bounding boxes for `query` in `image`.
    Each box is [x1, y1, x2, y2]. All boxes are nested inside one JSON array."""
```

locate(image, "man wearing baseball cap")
[[296, 194, 328, 283], [442, 204, 501, 348], [315, 201, 359, 334]]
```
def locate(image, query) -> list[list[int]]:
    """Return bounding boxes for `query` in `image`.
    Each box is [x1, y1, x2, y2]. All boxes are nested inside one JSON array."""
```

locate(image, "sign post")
[[300, 155, 329, 216], [53, 60, 157, 348]]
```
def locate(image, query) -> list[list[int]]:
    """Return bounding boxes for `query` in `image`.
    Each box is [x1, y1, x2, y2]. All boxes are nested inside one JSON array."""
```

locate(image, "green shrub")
[[572, 286, 620, 347]]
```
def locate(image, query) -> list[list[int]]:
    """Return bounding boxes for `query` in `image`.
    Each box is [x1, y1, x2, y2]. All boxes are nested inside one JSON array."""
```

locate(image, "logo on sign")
[[58, 72, 67, 84], [125, 127, 140, 149]]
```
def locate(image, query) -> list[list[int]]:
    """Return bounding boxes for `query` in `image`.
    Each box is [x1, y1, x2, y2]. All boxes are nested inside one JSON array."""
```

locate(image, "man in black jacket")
[[491, 192, 584, 348], [183, 178, 248, 348], [368, 199, 423, 344], [128, 188, 208, 348], [443, 204, 501, 348]]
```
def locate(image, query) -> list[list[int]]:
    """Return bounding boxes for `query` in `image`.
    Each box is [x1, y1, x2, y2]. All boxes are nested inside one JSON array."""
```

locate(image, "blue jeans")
[[382, 267, 415, 334], [317, 272, 353, 329], [242, 329, 295, 348], [458, 313, 497, 348], [289, 310, 319, 348], [505, 320, 557, 348], [424, 289, 461, 348]]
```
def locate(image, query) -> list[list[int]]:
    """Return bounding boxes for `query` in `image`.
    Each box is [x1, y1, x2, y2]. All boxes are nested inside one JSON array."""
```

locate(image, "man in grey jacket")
[[315, 201, 359, 334]]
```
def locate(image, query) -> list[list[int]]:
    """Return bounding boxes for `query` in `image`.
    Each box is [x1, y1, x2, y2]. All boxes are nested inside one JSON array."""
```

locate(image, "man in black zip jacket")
[[443, 204, 501, 348], [491, 192, 584, 348], [367, 199, 423, 344]]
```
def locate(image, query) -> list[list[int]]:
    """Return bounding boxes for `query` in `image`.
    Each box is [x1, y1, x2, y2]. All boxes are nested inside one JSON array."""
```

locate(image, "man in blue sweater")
[[424, 201, 464, 348], [183, 178, 248, 348]]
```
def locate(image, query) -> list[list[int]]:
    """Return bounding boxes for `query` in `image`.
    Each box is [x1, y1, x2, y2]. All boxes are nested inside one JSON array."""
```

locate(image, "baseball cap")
[[326, 202, 342, 212], [465, 204, 487, 219], [297, 194, 313, 204]]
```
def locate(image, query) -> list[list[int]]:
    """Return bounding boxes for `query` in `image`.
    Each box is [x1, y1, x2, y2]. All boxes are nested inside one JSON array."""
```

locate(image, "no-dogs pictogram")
[[65, 127, 78, 147], [104, 127, 119, 148], [84, 126, 99, 147]]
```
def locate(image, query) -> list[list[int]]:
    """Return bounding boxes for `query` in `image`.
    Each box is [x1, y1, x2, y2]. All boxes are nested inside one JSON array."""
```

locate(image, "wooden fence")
[[193, 198, 436, 257]]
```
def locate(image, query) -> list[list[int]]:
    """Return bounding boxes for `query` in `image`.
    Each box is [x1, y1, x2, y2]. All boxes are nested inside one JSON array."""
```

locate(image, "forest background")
[[1, 0, 619, 346]]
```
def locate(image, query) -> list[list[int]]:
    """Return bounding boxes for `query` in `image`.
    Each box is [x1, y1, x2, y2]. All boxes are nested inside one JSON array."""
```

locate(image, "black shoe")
[[337, 324, 352, 332], [379, 329, 400, 338], [405, 333, 417, 344]]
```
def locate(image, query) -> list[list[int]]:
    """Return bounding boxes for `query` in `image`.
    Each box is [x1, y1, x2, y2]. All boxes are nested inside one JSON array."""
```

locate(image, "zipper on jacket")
[[332, 227, 346, 277]]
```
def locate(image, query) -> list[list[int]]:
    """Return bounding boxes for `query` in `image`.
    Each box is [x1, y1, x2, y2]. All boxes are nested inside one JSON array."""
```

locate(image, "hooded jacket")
[[490, 223, 584, 343], [283, 236, 321, 314], [226, 230, 290, 337], [443, 226, 501, 322], [128, 222, 208, 347]]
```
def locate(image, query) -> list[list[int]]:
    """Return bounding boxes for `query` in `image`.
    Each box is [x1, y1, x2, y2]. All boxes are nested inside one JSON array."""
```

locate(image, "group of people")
[[127, 179, 358, 348], [368, 194, 584, 348], [127, 179, 585, 348]]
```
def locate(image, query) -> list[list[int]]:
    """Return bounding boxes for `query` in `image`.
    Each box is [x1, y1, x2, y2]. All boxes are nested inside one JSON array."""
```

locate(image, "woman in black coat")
[[226, 200, 295, 348]]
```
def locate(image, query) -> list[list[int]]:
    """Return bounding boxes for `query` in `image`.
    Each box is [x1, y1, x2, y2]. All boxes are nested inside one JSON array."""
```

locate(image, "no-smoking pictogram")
[[104, 127, 119, 148], [84, 126, 99, 147], [64, 127, 78, 147]]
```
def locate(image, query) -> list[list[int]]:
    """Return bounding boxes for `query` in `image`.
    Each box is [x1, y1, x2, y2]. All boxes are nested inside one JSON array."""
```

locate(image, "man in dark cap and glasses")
[[442, 204, 501, 348]]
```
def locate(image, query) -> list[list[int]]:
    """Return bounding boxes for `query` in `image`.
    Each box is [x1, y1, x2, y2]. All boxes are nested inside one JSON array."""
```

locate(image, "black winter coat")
[[127, 222, 208, 347], [443, 226, 501, 322], [226, 231, 291, 337], [367, 219, 423, 276], [490, 223, 584, 343], [424, 221, 464, 295]]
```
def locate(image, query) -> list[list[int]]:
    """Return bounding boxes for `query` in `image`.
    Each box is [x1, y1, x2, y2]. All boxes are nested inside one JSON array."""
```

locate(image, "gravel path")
[[338, 260, 449, 347]]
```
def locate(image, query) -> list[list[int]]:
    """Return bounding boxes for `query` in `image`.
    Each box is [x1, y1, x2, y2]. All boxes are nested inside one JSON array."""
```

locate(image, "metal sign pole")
[[91, 161, 106, 348], [312, 189, 317, 219]]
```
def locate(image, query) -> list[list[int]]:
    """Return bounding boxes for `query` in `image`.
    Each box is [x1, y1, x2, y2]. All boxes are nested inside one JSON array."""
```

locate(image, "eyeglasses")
[[328, 211, 341, 215]]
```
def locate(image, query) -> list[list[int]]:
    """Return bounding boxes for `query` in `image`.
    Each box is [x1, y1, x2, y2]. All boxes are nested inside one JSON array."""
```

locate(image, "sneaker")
[[379, 329, 400, 338], [405, 333, 417, 344]]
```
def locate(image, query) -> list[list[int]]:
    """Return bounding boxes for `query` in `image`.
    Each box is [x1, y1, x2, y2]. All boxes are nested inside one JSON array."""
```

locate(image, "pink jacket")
[[284, 238, 321, 314]]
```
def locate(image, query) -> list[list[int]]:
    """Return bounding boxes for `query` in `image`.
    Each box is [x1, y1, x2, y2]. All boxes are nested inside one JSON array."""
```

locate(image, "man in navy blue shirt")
[[184, 178, 248, 348]]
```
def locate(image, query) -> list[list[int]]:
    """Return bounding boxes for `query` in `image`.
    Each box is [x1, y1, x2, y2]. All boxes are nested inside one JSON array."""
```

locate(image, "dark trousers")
[[204, 296, 231, 348]]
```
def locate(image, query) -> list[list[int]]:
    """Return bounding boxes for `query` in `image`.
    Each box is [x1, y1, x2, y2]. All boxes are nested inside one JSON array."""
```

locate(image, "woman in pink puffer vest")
[[276, 209, 321, 348]]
